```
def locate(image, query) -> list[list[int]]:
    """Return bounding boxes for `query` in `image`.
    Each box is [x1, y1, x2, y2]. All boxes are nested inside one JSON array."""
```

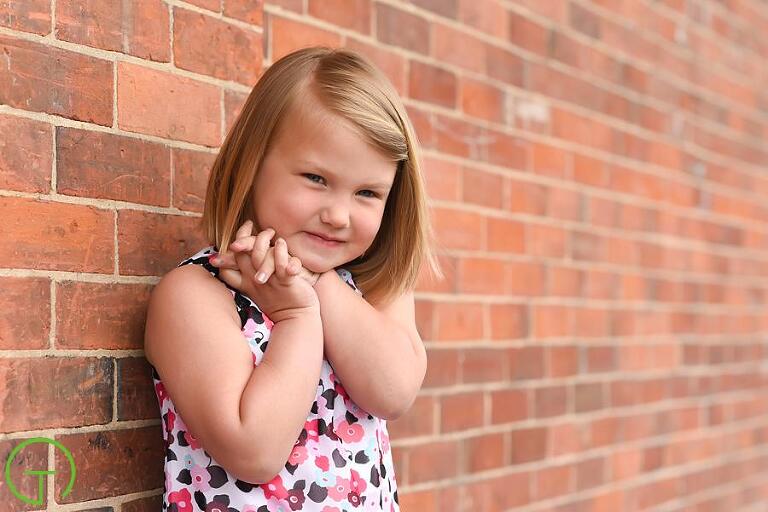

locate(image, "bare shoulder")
[[144, 263, 241, 366]]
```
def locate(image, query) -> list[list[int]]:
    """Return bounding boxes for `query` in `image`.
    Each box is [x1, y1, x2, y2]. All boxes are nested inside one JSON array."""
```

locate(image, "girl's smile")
[[250, 93, 396, 274]]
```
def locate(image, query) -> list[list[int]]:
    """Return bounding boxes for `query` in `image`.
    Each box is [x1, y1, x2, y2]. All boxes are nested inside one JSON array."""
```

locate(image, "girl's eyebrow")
[[297, 159, 392, 189]]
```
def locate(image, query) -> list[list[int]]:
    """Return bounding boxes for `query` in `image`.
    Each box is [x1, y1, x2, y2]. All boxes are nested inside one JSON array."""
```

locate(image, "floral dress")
[[150, 246, 400, 512]]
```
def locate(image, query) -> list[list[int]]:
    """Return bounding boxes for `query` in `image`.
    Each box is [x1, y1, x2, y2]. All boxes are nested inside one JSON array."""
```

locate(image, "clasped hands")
[[209, 220, 324, 321]]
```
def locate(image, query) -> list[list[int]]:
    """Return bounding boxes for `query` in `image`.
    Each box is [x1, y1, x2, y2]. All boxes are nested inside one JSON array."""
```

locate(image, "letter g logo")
[[4, 437, 77, 505]]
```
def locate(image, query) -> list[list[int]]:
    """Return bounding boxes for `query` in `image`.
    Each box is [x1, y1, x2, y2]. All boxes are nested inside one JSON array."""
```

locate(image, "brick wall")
[[1, 0, 768, 510]]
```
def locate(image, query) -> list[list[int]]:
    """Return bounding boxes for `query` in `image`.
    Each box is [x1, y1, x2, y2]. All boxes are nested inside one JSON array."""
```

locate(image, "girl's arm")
[[314, 270, 427, 420]]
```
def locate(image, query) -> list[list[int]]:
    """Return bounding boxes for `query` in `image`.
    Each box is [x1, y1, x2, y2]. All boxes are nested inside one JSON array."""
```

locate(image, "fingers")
[[250, 228, 276, 271], [274, 238, 290, 281], [234, 219, 254, 241], [254, 246, 276, 284], [287, 256, 302, 276]]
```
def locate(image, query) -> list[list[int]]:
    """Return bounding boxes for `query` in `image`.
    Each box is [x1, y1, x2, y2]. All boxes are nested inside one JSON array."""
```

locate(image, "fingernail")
[[256, 272, 267, 283], [208, 254, 219, 265]]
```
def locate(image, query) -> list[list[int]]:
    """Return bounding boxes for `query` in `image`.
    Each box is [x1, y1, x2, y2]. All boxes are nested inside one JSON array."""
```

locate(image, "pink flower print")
[[183, 430, 202, 450], [327, 475, 351, 501], [165, 469, 173, 494], [347, 491, 362, 508], [322, 507, 342, 512], [304, 418, 320, 443], [336, 420, 364, 443], [205, 498, 229, 512], [288, 444, 308, 466], [155, 382, 168, 404], [315, 455, 330, 472], [349, 469, 368, 495], [242, 318, 258, 338], [265, 497, 289, 512], [190, 465, 211, 492], [168, 488, 193, 512], [165, 410, 176, 432], [286, 488, 306, 511], [380, 430, 390, 454], [262, 312, 274, 331], [175, 414, 188, 432], [316, 393, 331, 416], [242, 507, 260, 512], [261, 474, 289, 501]]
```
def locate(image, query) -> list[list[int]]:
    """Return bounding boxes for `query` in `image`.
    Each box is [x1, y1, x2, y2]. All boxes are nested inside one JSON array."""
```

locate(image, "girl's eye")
[[303, 173, 325, 185], [357, 190, 379, 199]]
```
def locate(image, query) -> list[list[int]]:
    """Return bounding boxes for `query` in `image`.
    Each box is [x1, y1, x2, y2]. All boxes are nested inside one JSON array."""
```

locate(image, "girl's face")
[[250, 98, 397, 274]]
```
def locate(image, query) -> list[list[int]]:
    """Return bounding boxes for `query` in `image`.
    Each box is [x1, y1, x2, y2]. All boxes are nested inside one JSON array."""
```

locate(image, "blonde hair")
[[201, 46, 442, 305]]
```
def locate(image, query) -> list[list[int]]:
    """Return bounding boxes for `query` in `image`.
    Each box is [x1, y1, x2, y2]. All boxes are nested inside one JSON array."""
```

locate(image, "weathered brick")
[[56, 127, 171, 206], [0, 357, 113, 432], [56, 0, 170, 61], [117, 209, 208, 276], [56, 281, 152, 350], [172, 147, 216, 212], [0, 114, 52, 193], [56, 427, 164, 502], [0, 36, 112, 124], [117, 62, 220, 146], [0, 277, 50, 350], [0, 197, 114, 273], [174, 8, 262, 84]]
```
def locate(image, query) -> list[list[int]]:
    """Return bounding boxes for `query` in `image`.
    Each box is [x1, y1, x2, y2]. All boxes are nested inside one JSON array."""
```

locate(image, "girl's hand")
[[213, 229, 321, 287], [214, 221, 319, 322]]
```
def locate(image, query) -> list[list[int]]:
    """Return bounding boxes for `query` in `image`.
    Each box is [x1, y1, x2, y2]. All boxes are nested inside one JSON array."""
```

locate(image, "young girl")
[[144, 46, 441, 512]]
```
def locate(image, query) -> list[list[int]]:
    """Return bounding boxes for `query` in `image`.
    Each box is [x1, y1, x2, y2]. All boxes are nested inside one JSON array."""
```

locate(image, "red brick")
[[489, 303, 528, 340], [508, 346, 545, 380], [421, 155, 461, 201], [0, 0, 50, 34], [440, 392, 484, 432], [461, 166, 504, 209], [534, 463, 574, 500], [387, 395, 435, 438], [463, 471, 531, 509], [509, 427, 547, 463], [457, 257, 506, 294], [117, 357, 157, 421], [56, 282, 152, 350], [117, 209, 208, 276], [574, 382, 606, 413], [174, 8, 262, 84], [431, 206, 484, 250], [0, 197, 114, 272], [462, 348, 505, 383], [548, 345, 579, 377], [463, 432, 505, 472], [533, 305, 572, 337], [123, 495, 164, 512], [460, 76, 505, 123], [458, 0, 507, 38], [408, 60, 457, 108], [432, 301, 484, 341], [117, 62, 220, 146], [528, 222, 567, 258], [376, 4, 430, 54], [487, 216, 525, 253], [407, 440, 459, 484], [0, 114, 52, 193], [56, 427, 163, 502], [0, 277, 50, 350], [186, 0, 219, 10], [0, 36, 112, 124], [423, 348, 459, 388], [398, 489, 437, 512], [0, 438, 49, 509], [432, 23, 486, 74], [224, 0, 264, 25], [309, 0, 370, 34], [57, 127, 171, 206], [490, 389, 528, 424], [57, 0, 169, 61], [172, 147, 216, 212], [0, 357, 113, 432], [534, 385, 567, 417], [270, 15, 342, 62], [409, 0, 457, 18], [507, 10, 550, 56]]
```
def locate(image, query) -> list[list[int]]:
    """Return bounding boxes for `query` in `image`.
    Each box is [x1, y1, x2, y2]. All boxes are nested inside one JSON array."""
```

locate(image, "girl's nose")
[[320, 202, 350, 229]]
